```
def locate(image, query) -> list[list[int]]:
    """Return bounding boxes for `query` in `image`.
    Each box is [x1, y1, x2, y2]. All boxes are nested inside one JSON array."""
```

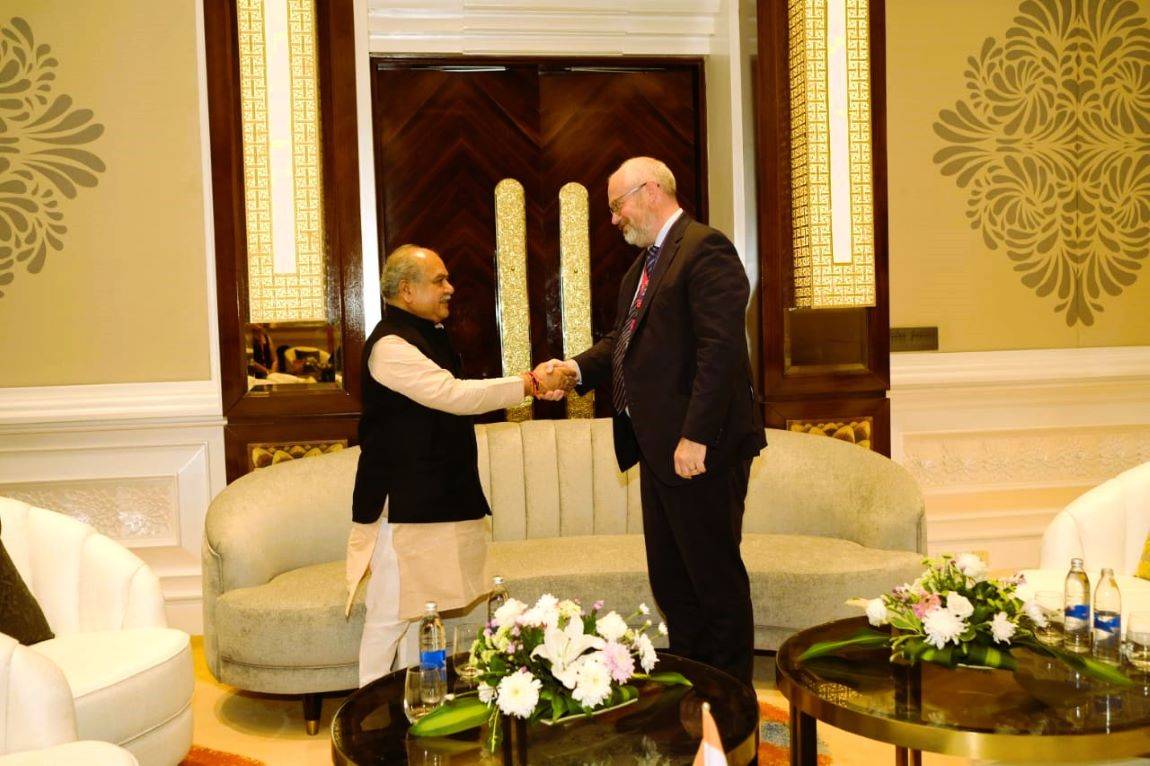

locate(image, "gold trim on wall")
[[788, 417, 873, 450], [789, 0, 875, 309], [249, 439, 346, 470], [494, 179, 532, 421], [559, 182, 595, 419], [238, 0, 327, 323]]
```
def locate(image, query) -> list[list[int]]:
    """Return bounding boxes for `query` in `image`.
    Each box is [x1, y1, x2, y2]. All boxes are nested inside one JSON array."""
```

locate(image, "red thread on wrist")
[[528, 371, 541, 397]]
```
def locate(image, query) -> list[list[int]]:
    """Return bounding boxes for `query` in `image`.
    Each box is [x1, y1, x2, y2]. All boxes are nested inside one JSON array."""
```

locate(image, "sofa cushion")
[[0, 741, 139, 765], [488, 533, 925, 637], [742, 534, 924, 630], [216, 560, 364, 668], [32, 628, 191, 749]]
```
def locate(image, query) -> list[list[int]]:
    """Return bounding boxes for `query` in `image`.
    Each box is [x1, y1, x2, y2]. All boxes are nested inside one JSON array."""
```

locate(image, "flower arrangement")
[[800, 554, 1131, 686], [410, 594, 690, 746]]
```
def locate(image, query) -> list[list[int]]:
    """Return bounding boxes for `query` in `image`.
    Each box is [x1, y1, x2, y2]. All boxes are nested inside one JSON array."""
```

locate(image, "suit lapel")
[[633, 213, 690, 333]]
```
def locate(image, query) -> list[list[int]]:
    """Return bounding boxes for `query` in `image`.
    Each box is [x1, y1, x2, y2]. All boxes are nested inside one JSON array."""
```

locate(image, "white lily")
[[531, 617, 605, 689]]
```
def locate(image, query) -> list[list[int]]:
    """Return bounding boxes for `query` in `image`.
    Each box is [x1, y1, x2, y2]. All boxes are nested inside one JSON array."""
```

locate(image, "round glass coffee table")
[[777, 617, 1150, 765], [331, 653, 758, 764]]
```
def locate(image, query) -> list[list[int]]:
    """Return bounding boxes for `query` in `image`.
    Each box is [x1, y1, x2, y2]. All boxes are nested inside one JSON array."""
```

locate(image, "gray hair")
[[380, 244, 430, 300], [616, 157, 677, 198]]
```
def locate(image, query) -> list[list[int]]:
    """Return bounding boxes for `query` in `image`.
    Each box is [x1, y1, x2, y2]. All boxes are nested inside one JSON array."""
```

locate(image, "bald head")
[[613, 157, 677, 199]]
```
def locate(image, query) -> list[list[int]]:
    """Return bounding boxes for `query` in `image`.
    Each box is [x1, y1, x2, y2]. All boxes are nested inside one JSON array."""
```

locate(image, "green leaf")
[[409, 697, 492, 738], [644, 671, 693, 687], [550, 695, 567, 722], [798, 630, 890, 662], [1018, 639, 1134, 687]]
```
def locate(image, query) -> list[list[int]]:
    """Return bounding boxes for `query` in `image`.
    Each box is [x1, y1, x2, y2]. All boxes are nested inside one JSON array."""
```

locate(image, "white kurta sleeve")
[[368, 334, 527, 415]]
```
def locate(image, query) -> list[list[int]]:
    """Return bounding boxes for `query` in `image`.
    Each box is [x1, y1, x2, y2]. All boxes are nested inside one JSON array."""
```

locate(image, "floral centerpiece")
[[800, 554, 1131, 686], [410, 594, 690, 747]]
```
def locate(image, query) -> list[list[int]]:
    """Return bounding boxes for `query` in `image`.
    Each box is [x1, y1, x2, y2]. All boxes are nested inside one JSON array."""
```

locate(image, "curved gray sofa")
[[202, 421, 926, 725]]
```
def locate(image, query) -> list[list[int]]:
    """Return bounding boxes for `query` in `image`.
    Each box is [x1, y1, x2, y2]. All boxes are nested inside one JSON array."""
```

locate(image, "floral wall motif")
[[0, 17, 105, 298], [933, 0, 1150, 327]]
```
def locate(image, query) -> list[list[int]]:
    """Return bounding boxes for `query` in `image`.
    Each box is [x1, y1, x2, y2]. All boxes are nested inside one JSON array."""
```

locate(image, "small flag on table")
[[693, 701, 728, 766]]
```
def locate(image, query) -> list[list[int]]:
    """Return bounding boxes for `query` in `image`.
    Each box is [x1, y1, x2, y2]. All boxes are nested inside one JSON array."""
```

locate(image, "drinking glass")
[[453, 622, 481, 680], [1127, 612, 1150, 671], [1034, 590, 1064, 646], [404, 664, 446, 723]]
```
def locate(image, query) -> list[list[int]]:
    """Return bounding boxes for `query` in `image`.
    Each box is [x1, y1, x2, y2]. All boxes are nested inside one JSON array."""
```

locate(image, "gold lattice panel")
[[238, 0, 327, 323], [495, 179, 533, 422], [559, 182, 594, 419], [787, 417, 873, 450], [249, 439, 346, 470], [789, 0, 875, 308]]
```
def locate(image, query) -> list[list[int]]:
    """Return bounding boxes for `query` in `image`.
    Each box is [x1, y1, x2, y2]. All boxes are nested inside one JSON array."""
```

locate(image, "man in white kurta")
[[347, 245, 572, 686]]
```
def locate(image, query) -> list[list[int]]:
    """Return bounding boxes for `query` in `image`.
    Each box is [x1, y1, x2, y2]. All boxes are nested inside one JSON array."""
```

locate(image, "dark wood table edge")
[[331, 652, 761, 765], [775, 618, 1150, 765]]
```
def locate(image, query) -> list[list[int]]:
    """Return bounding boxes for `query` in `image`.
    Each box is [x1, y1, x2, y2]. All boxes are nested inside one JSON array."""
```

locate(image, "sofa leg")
[[303, 693, 322, 735]]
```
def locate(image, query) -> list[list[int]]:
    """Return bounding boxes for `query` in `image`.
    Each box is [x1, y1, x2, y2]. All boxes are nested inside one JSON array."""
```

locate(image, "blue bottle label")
[[420, 649, 446, 669], [1094, 613, 1121, 633], [1065, 604, 1090, 621]]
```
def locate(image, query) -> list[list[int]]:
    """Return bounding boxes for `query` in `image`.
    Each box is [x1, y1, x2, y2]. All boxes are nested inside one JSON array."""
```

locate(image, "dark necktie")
[[611, 244, 661, 413]]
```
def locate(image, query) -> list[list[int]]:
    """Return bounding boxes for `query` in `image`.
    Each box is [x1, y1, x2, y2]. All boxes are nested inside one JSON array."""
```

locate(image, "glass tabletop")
[[776, 617, 1150, 761], [332, 653, 759, 765]]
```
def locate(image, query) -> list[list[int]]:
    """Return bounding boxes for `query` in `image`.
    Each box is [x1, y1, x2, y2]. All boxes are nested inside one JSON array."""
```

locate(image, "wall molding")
[[891, 345, 1150, 571], [367, 0, 721, 55], [0, 380, 223, 428]]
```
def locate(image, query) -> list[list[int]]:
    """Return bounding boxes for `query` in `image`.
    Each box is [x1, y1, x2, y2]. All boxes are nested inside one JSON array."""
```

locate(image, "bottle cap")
[[1101, 567, 1115, 576], [1071, 558, 1083, 567], [492, 575, 504, 585], [425, 601, 437, 612]]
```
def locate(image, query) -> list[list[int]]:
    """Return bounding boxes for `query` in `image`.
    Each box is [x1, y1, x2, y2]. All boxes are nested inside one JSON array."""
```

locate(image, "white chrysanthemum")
[[657, 622, 668, 636], [477, 681, 495, 704], [1023, 599, 1047, 628], [496, 669, 541, 718], [635, 632, 658, 672], [557, 599, 583, 620], [493, 598, 527, 626], [922, 607, 965, 650], [517, 606, 557, 628], [536, 593, 559, 610], [990, 612, 1016, 644], [572, 656, 612, 708], [638, 603, 650, 615], [596, 611, 628, 642], [946, 593, 974, 620], [866, 598, 889, 627], [954, 553, 987, 580]]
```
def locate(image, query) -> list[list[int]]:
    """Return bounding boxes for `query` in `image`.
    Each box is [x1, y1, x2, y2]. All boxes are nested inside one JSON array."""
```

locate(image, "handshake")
[[520, 359, 579, 401]]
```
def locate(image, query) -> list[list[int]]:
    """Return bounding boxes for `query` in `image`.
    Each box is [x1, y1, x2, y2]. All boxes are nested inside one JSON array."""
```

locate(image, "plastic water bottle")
[[487, 575, 508, 623], [418, 601, 446, 670], [1093, 568, 1122, 665], [1064, 558, 1092, 654]]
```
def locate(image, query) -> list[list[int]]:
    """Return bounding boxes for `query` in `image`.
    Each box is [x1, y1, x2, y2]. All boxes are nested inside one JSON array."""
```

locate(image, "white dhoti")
[[347, 512, 489, 687]]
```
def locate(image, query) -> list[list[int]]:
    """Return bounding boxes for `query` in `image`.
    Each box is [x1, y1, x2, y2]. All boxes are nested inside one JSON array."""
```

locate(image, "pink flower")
[[592, 600, 605, 611], [600, 642, 635, 683], [912, 594, 941, 619]]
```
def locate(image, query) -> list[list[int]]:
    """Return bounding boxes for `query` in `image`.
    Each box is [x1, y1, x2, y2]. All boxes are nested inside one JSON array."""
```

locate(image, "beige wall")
[[887, 0, 1150, 351], [0, 1, 211, 386]]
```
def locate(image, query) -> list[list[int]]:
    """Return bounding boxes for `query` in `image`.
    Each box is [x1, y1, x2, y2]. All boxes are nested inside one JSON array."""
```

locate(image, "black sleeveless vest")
[[351, 306, 491, 524]]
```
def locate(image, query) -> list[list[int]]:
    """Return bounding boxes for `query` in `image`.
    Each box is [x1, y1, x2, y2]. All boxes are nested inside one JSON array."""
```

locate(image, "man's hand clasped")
[[522, 360, 578, 400]]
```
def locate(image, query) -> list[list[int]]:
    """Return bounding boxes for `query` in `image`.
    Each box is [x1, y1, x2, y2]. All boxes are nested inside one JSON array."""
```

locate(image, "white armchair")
[[0, 498, 192, 766], [1020, 461, 1150, 636], [0, 634, 137, 765]]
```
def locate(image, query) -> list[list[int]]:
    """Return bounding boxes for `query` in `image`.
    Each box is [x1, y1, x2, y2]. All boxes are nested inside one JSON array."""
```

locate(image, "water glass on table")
[[1127, 612, 1150, 671], [404, 664, 446, 723], [1034, 590, 1064, 646], [453, 622, 481, 680]]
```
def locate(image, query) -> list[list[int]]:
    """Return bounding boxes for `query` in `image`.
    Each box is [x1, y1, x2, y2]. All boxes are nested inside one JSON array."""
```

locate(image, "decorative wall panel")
[[932, 0, 1150, 327], [495, 178, 533, 422], [0, 477, 176, 543], [559, 182, 595, 419]]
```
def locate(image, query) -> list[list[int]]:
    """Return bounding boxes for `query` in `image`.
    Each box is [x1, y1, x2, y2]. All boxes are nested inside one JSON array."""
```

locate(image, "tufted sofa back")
[[0, 498, 166, 635], [1040, 461, 1150, 574]]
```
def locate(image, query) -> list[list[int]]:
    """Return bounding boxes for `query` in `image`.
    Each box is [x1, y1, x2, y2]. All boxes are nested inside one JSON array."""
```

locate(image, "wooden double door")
[[371, 58, 707, 418]]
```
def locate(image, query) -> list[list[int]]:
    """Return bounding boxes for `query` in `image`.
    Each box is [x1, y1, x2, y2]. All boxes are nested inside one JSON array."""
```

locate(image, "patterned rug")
[[180, 746, 265, 766], [757, 688, 833, 766]]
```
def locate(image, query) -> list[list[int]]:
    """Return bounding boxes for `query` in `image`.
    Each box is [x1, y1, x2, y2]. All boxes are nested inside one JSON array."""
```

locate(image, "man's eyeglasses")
[[609, 181, 652, 215]]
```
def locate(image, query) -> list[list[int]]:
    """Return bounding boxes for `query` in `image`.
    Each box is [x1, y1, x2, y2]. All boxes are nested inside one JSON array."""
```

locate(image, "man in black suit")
[[558, 157, 766, 687]]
